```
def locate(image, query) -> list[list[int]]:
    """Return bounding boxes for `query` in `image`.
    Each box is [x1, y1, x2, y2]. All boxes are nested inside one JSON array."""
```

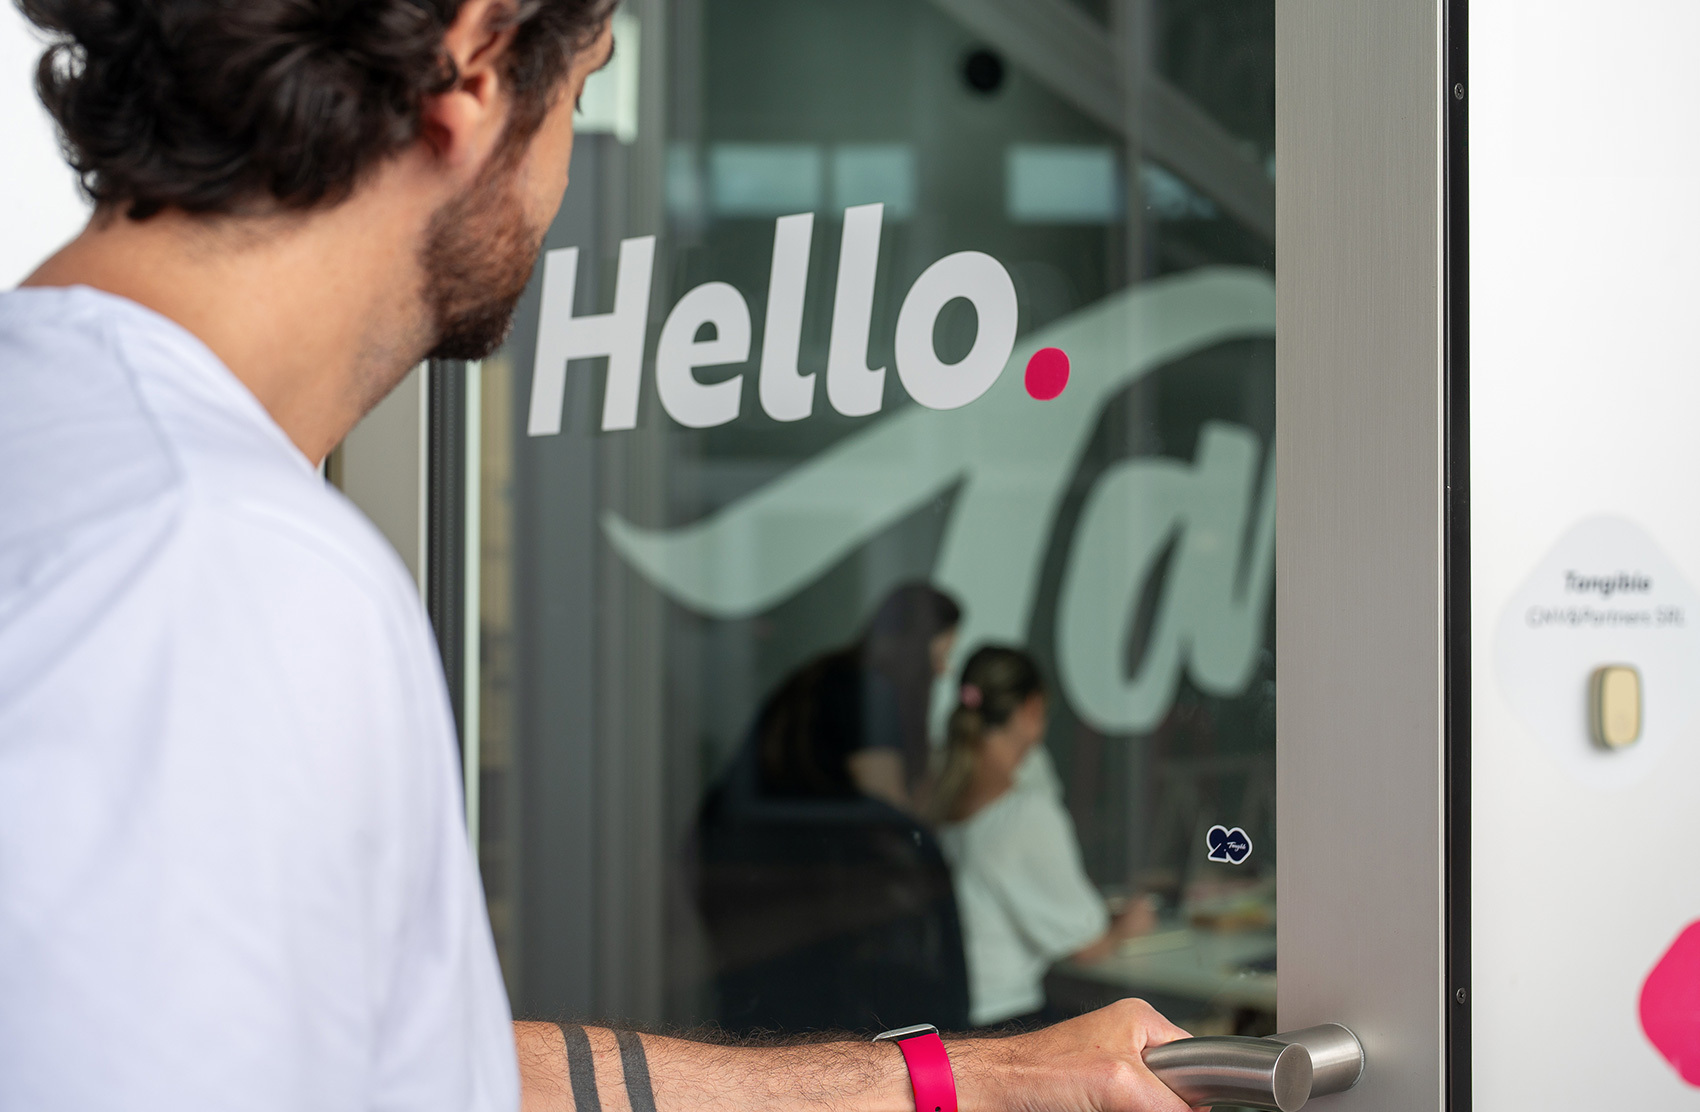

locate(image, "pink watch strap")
[[895, 1032, 958, 1112]]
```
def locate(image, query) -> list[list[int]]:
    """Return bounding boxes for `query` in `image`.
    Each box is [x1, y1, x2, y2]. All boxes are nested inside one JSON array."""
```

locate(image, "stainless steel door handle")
[[1141, 1023, 1364, 1111]]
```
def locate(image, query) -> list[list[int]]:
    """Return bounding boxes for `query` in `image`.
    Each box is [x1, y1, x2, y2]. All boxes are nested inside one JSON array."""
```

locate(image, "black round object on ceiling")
[[962, 48, 1006, 95]]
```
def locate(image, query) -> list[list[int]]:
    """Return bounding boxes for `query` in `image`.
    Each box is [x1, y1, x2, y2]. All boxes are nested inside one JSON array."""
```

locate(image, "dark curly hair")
[[16, 0, 619, 220]]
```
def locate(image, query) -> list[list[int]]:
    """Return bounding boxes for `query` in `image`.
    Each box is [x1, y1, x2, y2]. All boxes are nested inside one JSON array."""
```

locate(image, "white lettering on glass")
[[656, 282, 751, 429], [759, 212, 817, 422], [518, 228, 1277, 734], [893, 251, 1019, 411], [526, 208, 1027, 431], [1057, 423, 1275, 733], [599, 268, 1278, 733], [826, 202, 888, 417], [527, 236, 656, 435]]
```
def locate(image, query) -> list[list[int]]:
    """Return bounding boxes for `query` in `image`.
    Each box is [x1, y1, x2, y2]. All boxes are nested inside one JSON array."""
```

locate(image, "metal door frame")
[[1275, 2, 1467, 1108]]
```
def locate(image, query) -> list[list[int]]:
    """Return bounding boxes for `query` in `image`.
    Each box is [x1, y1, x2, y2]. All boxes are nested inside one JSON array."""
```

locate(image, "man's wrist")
[[938, 1038, 1032, 1112], [874, 1026, 956, 1112]]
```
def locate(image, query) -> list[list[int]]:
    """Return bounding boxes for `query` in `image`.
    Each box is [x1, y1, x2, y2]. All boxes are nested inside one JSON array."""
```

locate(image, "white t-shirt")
[[938, 764, 1109, 1026], [0, 287, 519, 1111]]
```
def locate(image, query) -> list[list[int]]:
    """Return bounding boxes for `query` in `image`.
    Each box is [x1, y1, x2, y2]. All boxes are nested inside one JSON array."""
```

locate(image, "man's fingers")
[[1120, 997, 1192, 1049], [1133, 1068, 1200, 1112], [1048, 998, 1210, 1112], [1135, 1003, 1202, 1112]]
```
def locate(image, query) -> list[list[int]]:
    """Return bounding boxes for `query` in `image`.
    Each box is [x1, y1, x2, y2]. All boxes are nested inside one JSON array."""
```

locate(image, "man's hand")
[[952, 1000, 1202, 1112], [514, 998, 1200, 1112]]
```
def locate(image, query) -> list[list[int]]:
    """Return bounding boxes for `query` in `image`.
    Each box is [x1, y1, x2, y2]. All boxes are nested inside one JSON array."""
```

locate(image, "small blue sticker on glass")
[[1206, 825, 1254, 865]]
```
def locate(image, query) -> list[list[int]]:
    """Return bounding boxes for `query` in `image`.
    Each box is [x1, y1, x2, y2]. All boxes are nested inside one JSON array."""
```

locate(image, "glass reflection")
[[475, 0, 1276, 1038], [694, 584, 967, 1033], [936, 646, 1160, 1030]]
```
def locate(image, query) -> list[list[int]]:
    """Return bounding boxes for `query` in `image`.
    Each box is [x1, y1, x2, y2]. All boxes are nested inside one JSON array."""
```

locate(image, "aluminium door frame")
[[1276, 1, 1468, 1109], [1443, 1, 1469, 1106]]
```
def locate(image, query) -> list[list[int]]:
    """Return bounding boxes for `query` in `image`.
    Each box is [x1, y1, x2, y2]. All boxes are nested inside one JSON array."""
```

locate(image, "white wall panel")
[[1471, 0, 1700, 1104]]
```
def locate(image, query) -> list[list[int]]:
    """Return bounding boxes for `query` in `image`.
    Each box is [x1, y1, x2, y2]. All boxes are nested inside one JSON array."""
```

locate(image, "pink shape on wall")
[[1642, 920, 1700, 1087]]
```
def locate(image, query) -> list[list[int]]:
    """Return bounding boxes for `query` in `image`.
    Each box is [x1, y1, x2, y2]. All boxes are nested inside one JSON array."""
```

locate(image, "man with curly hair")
[[0, 2, 1199, 1110]]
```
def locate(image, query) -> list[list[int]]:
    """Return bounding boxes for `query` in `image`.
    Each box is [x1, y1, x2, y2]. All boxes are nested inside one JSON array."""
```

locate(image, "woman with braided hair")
[[935, 646, 1158, 1029]]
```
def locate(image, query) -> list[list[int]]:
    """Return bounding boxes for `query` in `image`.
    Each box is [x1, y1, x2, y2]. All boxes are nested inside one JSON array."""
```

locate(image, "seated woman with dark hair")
[[755, 582, 961, 811], [934, 646, 1157, 1029], [691, 583, 969, 1034]]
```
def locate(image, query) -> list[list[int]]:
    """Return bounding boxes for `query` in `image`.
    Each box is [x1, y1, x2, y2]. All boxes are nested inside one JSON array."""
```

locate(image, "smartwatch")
[[873, 1024, 958, 1112]]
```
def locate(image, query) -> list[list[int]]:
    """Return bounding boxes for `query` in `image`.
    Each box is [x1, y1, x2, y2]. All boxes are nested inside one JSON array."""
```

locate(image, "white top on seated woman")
[[934, 646, 1155, 1028]]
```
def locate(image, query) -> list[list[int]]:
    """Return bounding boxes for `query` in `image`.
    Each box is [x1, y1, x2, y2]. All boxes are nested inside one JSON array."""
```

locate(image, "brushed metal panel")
[[1276, 3, 1447, 1110]]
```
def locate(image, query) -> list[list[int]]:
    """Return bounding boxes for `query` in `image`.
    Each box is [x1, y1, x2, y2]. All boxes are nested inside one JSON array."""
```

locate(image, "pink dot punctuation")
[[1025, 347, 1070, 401]]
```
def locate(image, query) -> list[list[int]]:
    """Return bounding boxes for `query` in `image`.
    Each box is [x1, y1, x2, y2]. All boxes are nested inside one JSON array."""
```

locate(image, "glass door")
[[470, 0, 1277, 1038]]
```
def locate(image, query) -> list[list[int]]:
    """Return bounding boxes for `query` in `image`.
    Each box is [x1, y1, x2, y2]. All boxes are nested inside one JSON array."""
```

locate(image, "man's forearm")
[[515, 1000, 1199, 1112], [515, 1022, 913, 1112]]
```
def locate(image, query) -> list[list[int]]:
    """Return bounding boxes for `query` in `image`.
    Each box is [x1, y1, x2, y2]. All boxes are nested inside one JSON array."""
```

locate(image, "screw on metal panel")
[[1455, 987, 1468, 1004], [1453, 83, 1465, 100]]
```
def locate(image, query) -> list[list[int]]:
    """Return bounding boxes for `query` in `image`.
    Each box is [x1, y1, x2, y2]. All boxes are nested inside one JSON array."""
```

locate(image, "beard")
[[418, 154, 546, 362]]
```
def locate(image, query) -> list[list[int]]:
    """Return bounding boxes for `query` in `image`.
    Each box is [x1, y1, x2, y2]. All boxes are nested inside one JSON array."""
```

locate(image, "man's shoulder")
[[0, 484, 424, 722], [195, 476, 422, 620], [0, 291, 427, 702], [0, 285, 417, 622], [0, 287, 183, 568]]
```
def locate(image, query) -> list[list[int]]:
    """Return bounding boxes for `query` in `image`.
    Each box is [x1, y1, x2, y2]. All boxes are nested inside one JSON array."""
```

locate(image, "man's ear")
[[418, 0, 521, 174]]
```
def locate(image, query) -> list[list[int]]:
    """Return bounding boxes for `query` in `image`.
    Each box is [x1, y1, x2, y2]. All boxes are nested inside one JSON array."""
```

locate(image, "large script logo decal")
[[527, 217, 1275, 734]]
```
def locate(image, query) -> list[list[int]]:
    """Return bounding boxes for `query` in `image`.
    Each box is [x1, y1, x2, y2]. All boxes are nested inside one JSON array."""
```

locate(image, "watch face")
[[874, 1024, 940, 1043]]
